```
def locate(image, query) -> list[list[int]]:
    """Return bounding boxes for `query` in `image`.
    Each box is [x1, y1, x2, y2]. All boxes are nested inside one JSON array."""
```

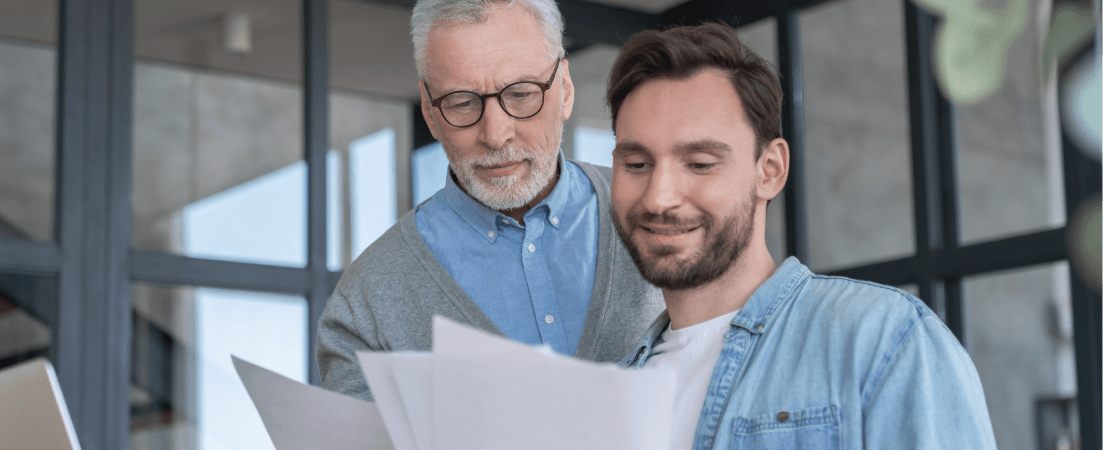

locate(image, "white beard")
[[450, 143, 559, 210]]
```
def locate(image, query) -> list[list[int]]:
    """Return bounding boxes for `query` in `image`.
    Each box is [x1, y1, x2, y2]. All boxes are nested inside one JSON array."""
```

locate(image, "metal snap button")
[[777, 411, 789, 423], [754, 323, 764, 330]]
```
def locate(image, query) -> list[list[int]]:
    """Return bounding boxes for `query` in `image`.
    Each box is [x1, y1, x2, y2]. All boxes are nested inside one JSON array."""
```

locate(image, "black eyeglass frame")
[[424, 57, 563, 128]]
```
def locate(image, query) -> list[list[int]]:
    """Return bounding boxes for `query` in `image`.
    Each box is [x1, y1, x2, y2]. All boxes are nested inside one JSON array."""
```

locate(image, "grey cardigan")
[[317, 162, 664, 400]]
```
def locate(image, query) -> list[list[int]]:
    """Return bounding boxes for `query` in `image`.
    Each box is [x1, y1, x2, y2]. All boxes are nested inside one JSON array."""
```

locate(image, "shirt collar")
[[729, 256, 812, 335], [622, 257, 811, 368], [441, 151, 570, 243]]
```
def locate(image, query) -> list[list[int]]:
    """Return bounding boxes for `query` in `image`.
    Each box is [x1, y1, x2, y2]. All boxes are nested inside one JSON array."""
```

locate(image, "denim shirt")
[[622, 257, 996, 450]]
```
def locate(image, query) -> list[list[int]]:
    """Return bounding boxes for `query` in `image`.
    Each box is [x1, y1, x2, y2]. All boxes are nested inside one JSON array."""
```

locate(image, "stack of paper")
[[236, 316, 675, 450], [357, 317, 675, 450]]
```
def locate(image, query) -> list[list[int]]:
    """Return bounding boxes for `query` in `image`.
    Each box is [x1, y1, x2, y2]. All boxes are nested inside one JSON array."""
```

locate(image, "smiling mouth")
[[640, 225, 700, 236]]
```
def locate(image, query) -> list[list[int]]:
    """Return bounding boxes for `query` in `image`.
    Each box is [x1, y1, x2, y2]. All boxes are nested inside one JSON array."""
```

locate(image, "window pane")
[[0, 273, 54, 371], [799, 0, 915, 272], [955, 5, 1066, 244], [328, 0, 414, 269], [349, 130, 398, 260], [132, 0, 306, 267], [130, 283, 307, 450], [0, 0, 57, 242], [412, 142, 448, 207], [734, 18, 785, 264], [574, 126, 614, 168], [964, 262, 1078, 450]]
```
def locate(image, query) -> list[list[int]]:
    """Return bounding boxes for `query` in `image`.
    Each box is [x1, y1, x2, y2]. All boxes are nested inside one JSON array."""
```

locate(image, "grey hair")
[[411, 0, 565, 78]]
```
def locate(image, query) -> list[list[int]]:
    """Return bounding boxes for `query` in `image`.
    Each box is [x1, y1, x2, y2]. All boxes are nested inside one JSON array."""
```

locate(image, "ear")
[[558, 58, 575, 121], [757, 137, 789, 203], [420, 80, 442, 140]]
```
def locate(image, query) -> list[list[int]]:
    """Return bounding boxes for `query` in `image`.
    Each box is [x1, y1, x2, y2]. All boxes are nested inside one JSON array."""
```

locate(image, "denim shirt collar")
[[442, 151, 570, 243], [622, 257, 812, 368]]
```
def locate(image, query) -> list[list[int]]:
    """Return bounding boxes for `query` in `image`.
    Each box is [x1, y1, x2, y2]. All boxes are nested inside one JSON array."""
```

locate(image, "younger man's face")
[[610, 69, 764, 290]]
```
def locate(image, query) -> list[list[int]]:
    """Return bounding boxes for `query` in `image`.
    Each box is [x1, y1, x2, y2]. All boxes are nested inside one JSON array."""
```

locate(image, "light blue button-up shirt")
[[415, 155, 598, 355], [623, 257, 997, 450]]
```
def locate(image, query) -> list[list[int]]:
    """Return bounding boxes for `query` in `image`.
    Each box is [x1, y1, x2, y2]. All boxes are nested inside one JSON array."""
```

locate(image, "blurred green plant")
[[1042, 3, 1097, 83], [911, 0, 1028, 104]]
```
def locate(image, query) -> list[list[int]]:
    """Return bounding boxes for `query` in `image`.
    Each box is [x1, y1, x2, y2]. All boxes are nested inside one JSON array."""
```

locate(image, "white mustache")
[[466, 146, 533, 170]]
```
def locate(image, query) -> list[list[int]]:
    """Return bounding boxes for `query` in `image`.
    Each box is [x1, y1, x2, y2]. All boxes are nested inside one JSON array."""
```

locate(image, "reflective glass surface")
[[132, 0, 306, 267], [0, 273, 54, 371], [954, 4, 1069, 245], [327, 0, 414, 268], [734, 18, 785, 263], [0, 0, 57, 242], [412, 142, 448, 207], [130, 283, 307, 450], [799, 0, 915, 272], [964, 263, 1079, 450], [574, 126, 614, 168]]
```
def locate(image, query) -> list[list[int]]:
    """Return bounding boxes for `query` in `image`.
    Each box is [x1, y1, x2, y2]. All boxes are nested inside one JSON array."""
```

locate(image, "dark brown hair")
[[606, 22, 783, 157]]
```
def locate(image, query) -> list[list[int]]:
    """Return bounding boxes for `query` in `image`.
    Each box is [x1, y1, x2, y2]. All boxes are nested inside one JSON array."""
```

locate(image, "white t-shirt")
[[646, 309, 740, 450]]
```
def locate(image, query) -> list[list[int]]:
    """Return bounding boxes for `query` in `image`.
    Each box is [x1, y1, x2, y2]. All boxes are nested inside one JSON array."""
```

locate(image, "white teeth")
[[644, 227, 693, 236]]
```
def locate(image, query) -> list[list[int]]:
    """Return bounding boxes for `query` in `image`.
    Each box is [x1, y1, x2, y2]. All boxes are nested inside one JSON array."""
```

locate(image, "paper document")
[[232, 356, 394, 450], [355, 317, 675, 450], [0, 357, 81, 450], [431, 316, 675, 450], [355, 352, 431, 450]]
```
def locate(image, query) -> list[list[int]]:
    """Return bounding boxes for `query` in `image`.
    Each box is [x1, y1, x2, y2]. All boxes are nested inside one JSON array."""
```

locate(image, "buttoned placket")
[[517, 206, 570, 353]]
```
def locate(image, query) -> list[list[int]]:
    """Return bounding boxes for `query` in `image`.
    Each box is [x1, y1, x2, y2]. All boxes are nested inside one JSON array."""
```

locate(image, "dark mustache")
[[628, 210, 709, 229]]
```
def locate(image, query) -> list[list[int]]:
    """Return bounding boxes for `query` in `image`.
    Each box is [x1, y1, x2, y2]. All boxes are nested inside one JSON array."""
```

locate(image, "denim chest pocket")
[[730, 405, 840, 450]]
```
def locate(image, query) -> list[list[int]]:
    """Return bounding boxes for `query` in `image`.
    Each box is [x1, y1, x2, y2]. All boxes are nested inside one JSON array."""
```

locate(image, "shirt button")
[[545, 315, 554, 324], [488, 231, 495, 239], [528, 243, 536, 252], [777, 411, 789, 423], [551, 216, 559, 225]]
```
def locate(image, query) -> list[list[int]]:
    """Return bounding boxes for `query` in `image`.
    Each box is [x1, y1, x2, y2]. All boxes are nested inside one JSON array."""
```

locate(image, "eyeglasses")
[[424, 57, 562, 128]]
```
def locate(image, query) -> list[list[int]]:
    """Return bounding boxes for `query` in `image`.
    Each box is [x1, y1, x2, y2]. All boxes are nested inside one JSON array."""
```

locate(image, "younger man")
[[608, 23, 996, 449]]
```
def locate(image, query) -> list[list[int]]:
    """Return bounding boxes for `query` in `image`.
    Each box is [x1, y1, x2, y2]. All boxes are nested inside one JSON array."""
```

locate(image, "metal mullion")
[[304, 0, 330, 386], [931, 227, 1068, 278], [933, 32, 963, 340], [777, 9, 808, 262], [824, 256, 919, 287], [0, 239, 61, 276], [903, 3, 947, 319], [1062, 131, 1101, 450], [53, 2, 90, 436], [101, 0, 135, 445], [53, 0, 134, 446], [128, 250, 311, 294]]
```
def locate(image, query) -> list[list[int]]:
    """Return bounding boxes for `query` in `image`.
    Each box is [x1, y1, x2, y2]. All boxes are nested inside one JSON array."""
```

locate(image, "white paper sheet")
[[232, 356, 394, 450], [429, 316, 675, 450], [355, 351, 431, 450]]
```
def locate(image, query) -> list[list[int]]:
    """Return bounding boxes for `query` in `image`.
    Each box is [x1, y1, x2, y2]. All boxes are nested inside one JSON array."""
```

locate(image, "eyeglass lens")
[[439, 82, 546, 127]]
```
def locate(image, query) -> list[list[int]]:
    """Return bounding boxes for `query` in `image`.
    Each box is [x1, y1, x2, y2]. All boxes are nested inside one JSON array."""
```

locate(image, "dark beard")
[[613, 191, 756, 291]]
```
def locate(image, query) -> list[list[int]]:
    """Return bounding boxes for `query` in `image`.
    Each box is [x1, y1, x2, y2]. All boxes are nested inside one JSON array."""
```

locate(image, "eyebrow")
[[613, 139, 731, 155], [675, 139, 731, 154]]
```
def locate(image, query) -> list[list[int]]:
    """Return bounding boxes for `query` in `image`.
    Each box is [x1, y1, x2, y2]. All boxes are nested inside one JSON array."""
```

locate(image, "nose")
[[477, 96, 516, 149], [639, 161, 684, 215]]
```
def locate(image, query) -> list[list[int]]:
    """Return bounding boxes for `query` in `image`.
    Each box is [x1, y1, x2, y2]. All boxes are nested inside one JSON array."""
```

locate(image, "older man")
[[609, 24, 996, 449], [316, 0, 662, 400]]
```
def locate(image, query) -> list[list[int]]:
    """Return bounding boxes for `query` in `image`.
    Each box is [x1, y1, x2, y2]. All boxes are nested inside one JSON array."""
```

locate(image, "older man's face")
[[420, 3, 574, 211]]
